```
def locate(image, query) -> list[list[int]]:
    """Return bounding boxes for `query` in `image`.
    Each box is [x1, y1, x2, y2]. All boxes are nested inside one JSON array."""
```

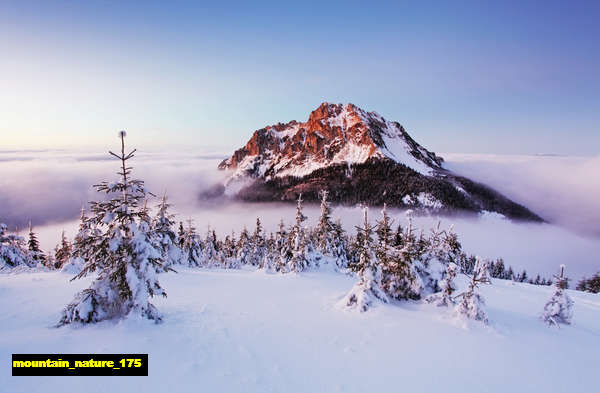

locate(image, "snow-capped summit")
[[215, 103, 543, 222], [219, 102, 443, 180]]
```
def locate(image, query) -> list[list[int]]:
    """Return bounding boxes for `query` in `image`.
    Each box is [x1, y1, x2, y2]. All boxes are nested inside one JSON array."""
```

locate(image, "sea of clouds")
[[1, 148, 598, 280], [0, 149, 227, 229], [443, 153, 600, 238]]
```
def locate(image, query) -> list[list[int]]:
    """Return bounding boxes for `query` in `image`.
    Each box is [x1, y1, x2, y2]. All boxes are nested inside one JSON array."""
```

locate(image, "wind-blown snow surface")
[[1, 268, 599, 393]]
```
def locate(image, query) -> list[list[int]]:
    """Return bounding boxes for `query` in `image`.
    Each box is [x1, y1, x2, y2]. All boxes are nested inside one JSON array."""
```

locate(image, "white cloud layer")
[[1, 149, 598, 281], [443, 153, 600, 238], [0, 149, 227, 230]]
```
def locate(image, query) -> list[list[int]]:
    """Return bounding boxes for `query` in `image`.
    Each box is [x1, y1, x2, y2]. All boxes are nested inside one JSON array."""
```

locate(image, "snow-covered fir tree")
[[576, 273, 600, 293], [287, 194, 311, 273], [213, 230, 225, 266], [375, 204, 394, 262], [380, 209, 423, 300], [341, 207, 388, 312], [393, 222, 404, 249], [45, 252, 56, 270], [441, 226, 466, 272], [315, 190, 335, 258], [274, 220, 287, 254], [491, 258, 506, 279], [506, 266, 515, 281], [460, 255, 476, 276], [348, 223, 365, 270], [61, 208, 93, 274], [53, 231, 72, 269], [454, 258, 489, 324], [250, 218, 266, 266], [541, 265, 574, 326], [230, 231, 242, 269], [259, 234, 277, 272], [177, 221, 185, 249], [374, 205, 392, 267], [222, 231, 240, 269], [58, 131, 168, 326], [517, 270, 528, 283], [474, 257, 491, 285], [427, 222, 462, 272], [267, 232, 279, 272], [275, 220, 291, 272], [426, 262, 458, 307], [415, 228, 429, 259], [27, 222, 46, 267], [222, 233, 234, 259], [277, 235, 294, 273], [236, 226, 252, 266], [267, 232, 275, 251], [182, 219, 203, 267], [0, 223, 29, 268], [427, 221, 444, 259], [413, 222, 453, 296], [152, 194, 183, 267], [202, 226, 221, 267], [330, 219, 349, 269]]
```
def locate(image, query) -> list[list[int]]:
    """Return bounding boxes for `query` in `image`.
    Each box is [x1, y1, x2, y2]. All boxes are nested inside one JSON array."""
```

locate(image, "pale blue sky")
[[1, 1, 598, 154]]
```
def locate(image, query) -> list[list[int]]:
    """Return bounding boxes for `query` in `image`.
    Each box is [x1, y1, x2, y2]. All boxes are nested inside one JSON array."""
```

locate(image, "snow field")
[[1, 268, 598, 393]]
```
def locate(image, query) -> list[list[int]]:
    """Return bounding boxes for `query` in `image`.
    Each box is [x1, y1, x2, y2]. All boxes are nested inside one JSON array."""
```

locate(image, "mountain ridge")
[[219, 102, 444, 179], [214, 102, 543, 222]]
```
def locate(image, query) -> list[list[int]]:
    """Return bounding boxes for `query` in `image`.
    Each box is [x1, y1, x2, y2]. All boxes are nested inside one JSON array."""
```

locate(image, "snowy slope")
[[1, 268, 598, 393]]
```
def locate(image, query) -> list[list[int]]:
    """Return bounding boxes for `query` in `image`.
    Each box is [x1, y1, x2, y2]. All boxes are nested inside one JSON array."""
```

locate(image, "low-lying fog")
[[1, 148, 598, 281]]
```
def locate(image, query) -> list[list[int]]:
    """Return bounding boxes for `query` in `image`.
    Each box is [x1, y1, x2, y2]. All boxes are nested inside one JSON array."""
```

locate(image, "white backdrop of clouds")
[[443, 153, 600, 238], [1, 149, 598, 280]]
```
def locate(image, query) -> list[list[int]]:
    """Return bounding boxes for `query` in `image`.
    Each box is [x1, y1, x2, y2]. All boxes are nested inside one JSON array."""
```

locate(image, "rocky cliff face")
[[215, 102, 543, 222], [219, 102, 443, 180]]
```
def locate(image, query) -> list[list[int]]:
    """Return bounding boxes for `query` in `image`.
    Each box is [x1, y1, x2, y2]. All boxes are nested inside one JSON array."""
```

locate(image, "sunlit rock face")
[[216, 102, 543, 222]]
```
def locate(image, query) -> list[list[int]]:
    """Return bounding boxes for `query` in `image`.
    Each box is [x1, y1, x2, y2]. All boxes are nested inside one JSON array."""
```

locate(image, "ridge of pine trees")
[[0, 188, 559, 289]]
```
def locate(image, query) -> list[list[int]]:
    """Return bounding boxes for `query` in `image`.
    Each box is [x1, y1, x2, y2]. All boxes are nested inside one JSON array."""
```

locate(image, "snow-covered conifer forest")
[[1, 135, 598, 393]]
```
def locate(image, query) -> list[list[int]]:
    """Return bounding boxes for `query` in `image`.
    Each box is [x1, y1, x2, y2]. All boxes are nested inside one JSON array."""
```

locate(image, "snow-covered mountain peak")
[[212, 102, 543, 222], [219, 102, 444, 180]]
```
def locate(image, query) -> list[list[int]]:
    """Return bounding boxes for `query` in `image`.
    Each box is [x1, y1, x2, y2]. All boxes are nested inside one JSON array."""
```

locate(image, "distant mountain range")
[[212, 102, 543, 221]]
